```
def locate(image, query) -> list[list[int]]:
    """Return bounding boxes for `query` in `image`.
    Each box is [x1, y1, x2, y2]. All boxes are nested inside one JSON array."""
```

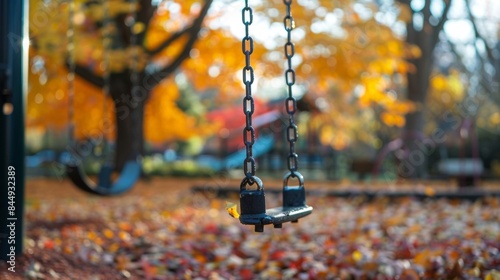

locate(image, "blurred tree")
[[29, 0, 418, 170], [29, 0, 219, 169], [35, 0, 476, 173], [463, 0, 500, 105], [395, 0, 454, 177], [422, 0, 500, 171], [256, 0, 417, 150], [450, 0, 500, 134]]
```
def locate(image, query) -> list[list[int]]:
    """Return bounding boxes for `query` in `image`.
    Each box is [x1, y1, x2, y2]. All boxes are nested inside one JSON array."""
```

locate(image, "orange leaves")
[[182, 28, 244, 99], [27, 72, 68, 130], [83, 0, 137, 22], [381, 101, 415, 127], [319, 125, 351, 150], [27, 64, 115, 141], [376, 39, 404, 57], [388, 101, 416, 115], [28, 0, 218, 146], [311, 98, 379, 150], [262, 0, 417, 148], [397, 3, 413, 23], [407, 45, 422, 59], [28, 0, 425, 150], [431, 75, 447, 91], [144, 79, 187, 143], [145, 1, 204, 52], [72, 80, 115, 141], [381, 112, 405, 127], [425, 69, 470, 132], [151, 35, 190, 66], [368, 59, 396, 75], [428, 70, 465, 111], [144, 78, 217, 145]]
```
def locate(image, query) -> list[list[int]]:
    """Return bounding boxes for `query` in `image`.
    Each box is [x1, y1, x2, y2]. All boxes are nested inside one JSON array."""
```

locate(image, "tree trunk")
[[398, 0, 452, 179], [400, 42, 433, 178], [400, 77, 429, 178], [109, 72, 147, 171], [69, 0, 214, 173]]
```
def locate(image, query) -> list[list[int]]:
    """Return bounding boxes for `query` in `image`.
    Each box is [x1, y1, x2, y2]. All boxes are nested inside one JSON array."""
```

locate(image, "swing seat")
[[240, 205, 313, 232], [66, 161, 141, 195], [98, 163, 114, 188], [266, 205, 313, 224], [237, 0, 312, 232], [240, 204, 313, 232], [239, 172, 313, 232]]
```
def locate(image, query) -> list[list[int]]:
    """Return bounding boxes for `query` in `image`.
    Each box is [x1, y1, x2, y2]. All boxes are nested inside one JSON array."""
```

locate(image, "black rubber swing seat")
[[239, 172, 313, 232], [66, 161, 141, 196], [240, 204, 314, 232]]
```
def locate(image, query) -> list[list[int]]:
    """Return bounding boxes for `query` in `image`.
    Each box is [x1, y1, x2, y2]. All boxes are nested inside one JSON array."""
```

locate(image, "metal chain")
[[128, 0, 139, 94], [102, 1, 113, 162], [283, 0, 299, 174], [67, 0, 76, 147], [242, 0, 256, 178], [102, 1, 111, 100]]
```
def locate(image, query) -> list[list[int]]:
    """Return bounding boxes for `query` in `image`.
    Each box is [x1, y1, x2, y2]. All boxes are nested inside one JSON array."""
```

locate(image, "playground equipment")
[[437, 118, 483, 187], [238, 0, 313, 232], [65, 1, 141, 195], [373, 118, 483, 187], [198, 133, 276, 172]]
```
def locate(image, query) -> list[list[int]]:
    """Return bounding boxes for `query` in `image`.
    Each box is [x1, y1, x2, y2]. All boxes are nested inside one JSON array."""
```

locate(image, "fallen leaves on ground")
[[1, 179, 499, 279]]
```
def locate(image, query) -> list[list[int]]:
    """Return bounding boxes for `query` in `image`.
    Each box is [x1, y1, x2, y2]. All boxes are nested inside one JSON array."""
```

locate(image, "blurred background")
[[25, 0, 500, 185]]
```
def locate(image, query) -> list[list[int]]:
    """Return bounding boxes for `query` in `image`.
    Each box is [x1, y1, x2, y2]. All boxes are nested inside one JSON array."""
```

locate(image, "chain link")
[[240, 0, 300, 177], [283, 0, 299, 174], [242, 0, 256, 178], [67, 1, 76, 146], [129, 0, 140, 96]]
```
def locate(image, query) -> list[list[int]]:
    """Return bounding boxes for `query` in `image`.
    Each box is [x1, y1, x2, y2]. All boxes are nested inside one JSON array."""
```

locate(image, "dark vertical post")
[[0, 2, 7, 260], [1, 0, 27, 261]]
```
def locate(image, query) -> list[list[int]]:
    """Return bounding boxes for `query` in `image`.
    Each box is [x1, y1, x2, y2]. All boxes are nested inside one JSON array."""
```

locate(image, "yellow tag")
[[225, 201, 240, 219]]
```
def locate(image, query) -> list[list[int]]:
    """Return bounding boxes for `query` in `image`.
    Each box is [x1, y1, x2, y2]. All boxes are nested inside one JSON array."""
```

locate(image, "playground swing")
[[65, 1, 141, 196], [238, 0, 313, 232]]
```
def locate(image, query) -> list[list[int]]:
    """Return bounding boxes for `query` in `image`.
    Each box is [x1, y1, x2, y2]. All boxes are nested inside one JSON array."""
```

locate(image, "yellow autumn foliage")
[[428, 70, 465, 110], [253, 0, 417, 146], [28, 0, 218, 145], [28, 0, 422, 150]]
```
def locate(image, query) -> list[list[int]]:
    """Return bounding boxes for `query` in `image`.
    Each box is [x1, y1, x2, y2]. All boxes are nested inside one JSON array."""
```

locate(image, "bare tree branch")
[[136, 0, 155, 47], [143, 0, 214, 88], [74, 64, 104, 88], [144, 0, 215, 56], [431, 0, 452, 50], [143, 0, 214, 56], [422, 0, 431, 21], [464, 0, 495, 62], [396, 0, 411, 5], [145, 25, 193, 56], [446, 36, 500, 106]]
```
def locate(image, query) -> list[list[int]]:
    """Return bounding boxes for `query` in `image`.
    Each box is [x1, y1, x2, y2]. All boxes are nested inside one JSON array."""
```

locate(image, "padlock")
[[239, 176, 266, 216], [283, 171, 306, 208]]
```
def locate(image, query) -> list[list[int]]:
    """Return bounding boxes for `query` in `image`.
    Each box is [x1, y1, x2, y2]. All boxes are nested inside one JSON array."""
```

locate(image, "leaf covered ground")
[[1, 178, 500, 279]]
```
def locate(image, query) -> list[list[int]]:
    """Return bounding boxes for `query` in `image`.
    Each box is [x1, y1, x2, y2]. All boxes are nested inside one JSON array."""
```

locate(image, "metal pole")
[[1, 0, 27, 264]]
